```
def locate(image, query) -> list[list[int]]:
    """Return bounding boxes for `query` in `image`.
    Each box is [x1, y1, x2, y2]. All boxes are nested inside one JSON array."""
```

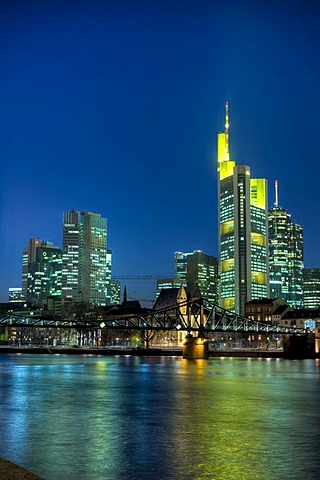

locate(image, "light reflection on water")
[[0, 354, 319, 480]]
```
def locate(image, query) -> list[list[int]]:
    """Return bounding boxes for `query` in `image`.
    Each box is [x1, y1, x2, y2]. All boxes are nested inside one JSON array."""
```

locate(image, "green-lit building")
[[22, 238, 62, 304], [174, 250, 219, 304], [105, 249, 121, 305], [156, 278, 186, 298], [268, 183, 304, 308], [62, 210, 109, 306], [303, 268, 320, 309], [8, 287, 25, 303], [156, 250, 218, 303], [217, 103, 269, 314]]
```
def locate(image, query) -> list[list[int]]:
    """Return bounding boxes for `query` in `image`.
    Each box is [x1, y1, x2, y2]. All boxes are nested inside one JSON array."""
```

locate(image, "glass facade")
[[22, 239, 62, 304], [250, 204, 268, 301], [303, 268, 320, 309], [217, 105, 269, 314], [288, 222, 304, 307], [109, 279, 121, 305], [268, 206, 304, 308], [174, 251, 219, 304], [62, 211, 82, 302], [8, 287, 25, 303], [156, 278, 186, 298], [62, 210, 109, 306]]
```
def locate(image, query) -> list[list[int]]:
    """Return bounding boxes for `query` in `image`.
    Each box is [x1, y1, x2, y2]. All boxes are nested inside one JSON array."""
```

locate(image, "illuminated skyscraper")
[[174, 250, 219, 304], [303, 268, 320, 309], [8, 287, 25, 303], [108, 279, 121, 305], [288, 222, 304, 307], [217, 103, 269, 314], [22, 238, 62, 303], [268, 181, 304, 308], [156, 251, 218, 303], [156, 278, 186, 298], [104, 249, 121, 305], [62, 210, 109, 305]]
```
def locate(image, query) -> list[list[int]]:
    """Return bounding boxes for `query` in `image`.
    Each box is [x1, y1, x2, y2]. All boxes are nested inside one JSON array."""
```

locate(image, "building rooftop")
[[245, 298, 277, 305], [101, 300, 146, 316], [153, 287, 186, 311], [273, 304, 291, 316], [283, 309, 320, 319]]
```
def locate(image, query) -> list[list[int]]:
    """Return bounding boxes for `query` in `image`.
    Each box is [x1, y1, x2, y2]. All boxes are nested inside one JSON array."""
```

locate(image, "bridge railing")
[[0, 299, 307, 335]]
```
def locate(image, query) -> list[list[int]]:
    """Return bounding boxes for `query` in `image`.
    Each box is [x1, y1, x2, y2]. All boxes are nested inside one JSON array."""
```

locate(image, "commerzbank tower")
[[217, 103, 269, 314]]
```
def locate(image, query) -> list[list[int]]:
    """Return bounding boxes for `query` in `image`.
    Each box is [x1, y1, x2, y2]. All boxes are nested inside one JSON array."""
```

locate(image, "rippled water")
[[0, 354, 320, 480]]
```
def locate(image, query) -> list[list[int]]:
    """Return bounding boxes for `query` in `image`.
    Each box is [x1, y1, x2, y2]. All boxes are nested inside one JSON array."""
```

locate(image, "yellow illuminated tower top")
[[217, 101, 230, 163], [225, 101, 229, 157], [217, 101, 235, 180]]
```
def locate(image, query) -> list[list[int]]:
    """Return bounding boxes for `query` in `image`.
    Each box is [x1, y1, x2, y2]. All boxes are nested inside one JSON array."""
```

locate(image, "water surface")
[[0, 354, 319, 479]]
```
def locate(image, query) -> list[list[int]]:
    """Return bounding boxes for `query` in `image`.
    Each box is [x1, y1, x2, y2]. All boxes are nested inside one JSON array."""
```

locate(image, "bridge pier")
[[182, 334, 209, 360], [283, 332, 316, 359]]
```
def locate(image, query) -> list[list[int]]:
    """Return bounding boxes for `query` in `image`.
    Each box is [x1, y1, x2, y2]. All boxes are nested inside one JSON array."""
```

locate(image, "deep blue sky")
[[1, 0, 320, 303]]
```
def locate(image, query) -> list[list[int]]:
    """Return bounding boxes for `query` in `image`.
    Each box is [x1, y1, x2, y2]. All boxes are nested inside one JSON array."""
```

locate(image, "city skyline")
[[1, 0, 320, 302]]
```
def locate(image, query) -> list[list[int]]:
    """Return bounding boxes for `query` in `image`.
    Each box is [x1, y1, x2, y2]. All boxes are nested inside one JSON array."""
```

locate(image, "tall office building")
[[104, 249, 121, 305], [22, 238, 62, 304], [303, 268, 320, 309], [288, 222, 304, 307], [62, 210, 109, 305], [217, 103, 269, 314], [8, 287, 25, 303], [108, 279, 121, 305], [105, 249, 113, 305], [174, 250, 219, 304], [156, 278, 186, 298], [268, 181, 304, 308]]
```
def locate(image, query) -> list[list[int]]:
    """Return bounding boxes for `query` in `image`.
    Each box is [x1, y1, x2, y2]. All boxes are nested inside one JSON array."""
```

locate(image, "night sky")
[[1, 0, 320, 303]]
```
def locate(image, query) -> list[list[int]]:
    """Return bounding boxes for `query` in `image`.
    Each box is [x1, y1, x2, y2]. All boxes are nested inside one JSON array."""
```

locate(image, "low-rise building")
[[245, 297, 291, 323]]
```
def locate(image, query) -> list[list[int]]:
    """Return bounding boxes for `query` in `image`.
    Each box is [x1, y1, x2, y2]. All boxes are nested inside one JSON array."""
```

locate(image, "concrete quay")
[[0, 345, 318, 358], [0, 345, 295, 358], [0, 458, 43, 479], [0, 345, 182, 356]]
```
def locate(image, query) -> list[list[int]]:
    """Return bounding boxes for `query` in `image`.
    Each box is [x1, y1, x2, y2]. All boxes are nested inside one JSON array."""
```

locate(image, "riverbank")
[[1, 345, 319, 358], [0, 345, 182, 356], [0, 457, 43, 479], [0, 345, 295, 358]]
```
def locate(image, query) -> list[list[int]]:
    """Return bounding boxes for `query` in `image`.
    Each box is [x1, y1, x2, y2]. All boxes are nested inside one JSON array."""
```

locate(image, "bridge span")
[[0, 298, 306, 334], [0, 298, 314, 359]]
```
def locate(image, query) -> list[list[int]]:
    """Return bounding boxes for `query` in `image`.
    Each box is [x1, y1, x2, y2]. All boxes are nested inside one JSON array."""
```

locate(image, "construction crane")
[[112, 273, 174, 280]]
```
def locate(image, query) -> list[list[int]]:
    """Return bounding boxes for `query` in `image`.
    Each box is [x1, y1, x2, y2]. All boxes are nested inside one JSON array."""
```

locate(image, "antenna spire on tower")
[[275, 180, 279, 207], [225, 101, 229, 157]]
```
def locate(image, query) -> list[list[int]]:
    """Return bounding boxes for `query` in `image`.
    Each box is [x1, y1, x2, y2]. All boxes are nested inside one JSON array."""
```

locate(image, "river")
[[0, 354, 319, 480]]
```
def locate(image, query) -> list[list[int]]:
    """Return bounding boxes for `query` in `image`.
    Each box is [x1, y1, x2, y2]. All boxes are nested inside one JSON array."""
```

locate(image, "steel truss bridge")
[[0, 298, 306, 336]]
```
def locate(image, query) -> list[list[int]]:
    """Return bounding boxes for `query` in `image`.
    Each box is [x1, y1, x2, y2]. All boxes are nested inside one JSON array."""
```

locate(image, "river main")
[[0, 354, 319, 480]]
